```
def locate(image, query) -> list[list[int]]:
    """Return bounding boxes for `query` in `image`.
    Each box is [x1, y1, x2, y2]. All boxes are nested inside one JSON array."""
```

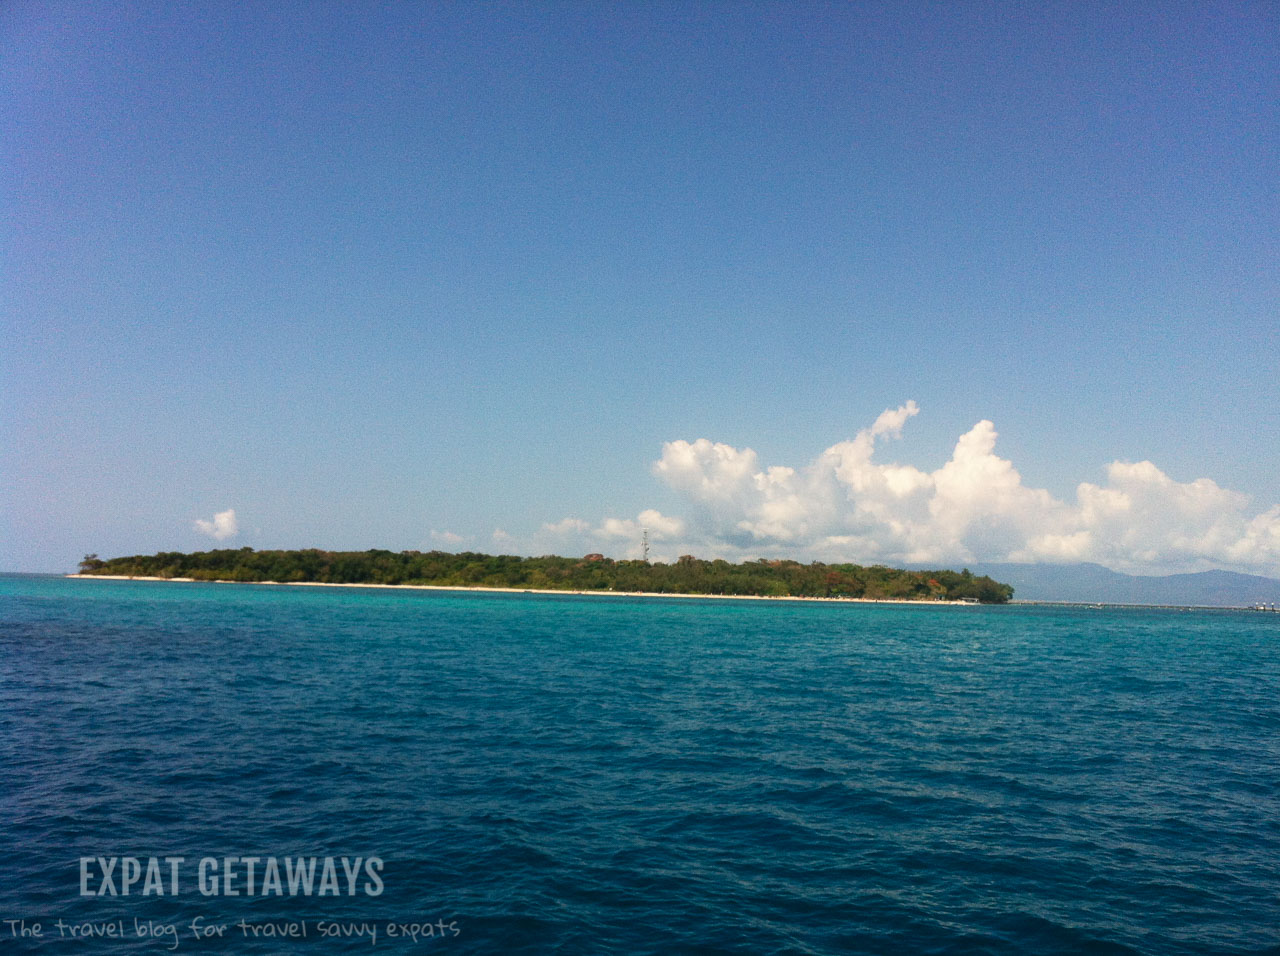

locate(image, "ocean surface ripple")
[[1, 575, 1278, 954]]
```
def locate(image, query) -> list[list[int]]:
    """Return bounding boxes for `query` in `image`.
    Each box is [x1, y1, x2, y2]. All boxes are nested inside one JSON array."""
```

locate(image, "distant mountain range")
[[955, 563, 1280, 607]]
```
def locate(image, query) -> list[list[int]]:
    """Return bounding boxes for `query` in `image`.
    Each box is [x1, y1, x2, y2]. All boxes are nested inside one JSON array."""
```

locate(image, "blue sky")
[[3, 1, 1277, 574]]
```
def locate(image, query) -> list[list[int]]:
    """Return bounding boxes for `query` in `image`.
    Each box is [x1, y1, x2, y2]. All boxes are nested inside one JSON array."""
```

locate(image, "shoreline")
[[64, 574, 980, 606]]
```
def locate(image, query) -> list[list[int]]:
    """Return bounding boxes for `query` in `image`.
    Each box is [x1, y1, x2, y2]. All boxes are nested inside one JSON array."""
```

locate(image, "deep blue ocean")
[[2, 574, 1278, 954]]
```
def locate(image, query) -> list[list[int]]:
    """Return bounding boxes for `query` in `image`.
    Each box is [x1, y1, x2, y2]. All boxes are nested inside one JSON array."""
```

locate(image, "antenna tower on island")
[[642, 528, 650, 562]]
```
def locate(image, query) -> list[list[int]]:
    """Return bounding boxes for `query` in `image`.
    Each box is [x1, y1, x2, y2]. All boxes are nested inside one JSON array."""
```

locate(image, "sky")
[[2, 1, 1277, 576]]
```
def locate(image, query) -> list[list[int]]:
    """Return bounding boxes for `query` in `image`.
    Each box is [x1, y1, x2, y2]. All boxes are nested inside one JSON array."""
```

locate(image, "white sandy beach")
[[65, 574, 979, 606]]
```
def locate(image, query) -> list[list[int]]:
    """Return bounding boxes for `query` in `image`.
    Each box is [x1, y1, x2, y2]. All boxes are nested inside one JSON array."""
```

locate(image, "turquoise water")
[[1, 574, 1278, 954]]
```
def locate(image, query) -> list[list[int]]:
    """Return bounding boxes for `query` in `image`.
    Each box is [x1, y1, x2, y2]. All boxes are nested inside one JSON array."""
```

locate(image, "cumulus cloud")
[[194, 509, 238, 541], [540, 517, 592, 538], [537, 510, 686, 559], [597, 509, 686, 542], [559, 403, 1280, 575], [430, 529, 466, 547]]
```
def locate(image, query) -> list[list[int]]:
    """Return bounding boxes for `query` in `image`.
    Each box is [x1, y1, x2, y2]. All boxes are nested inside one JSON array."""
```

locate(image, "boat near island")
[[1248, 603, 1279, 612]]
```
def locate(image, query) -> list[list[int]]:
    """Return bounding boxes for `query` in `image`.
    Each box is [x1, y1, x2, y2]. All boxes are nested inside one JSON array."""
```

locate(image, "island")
[[74, 550, 1014, 603]]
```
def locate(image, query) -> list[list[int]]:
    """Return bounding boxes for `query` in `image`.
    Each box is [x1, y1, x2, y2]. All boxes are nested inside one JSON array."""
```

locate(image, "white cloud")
[[562, 403, 1280, 575], [1065, 462, 1275, 572], [430, 529, 467, 547], [540, 517, 592, 537], [536, 510, 687, 560], [194, 509, 238, 541], [598, 509, 685, 541]]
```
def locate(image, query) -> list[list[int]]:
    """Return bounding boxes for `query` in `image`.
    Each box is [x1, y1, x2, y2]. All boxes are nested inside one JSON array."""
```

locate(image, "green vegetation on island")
[[77, 549, 1014, 603]]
